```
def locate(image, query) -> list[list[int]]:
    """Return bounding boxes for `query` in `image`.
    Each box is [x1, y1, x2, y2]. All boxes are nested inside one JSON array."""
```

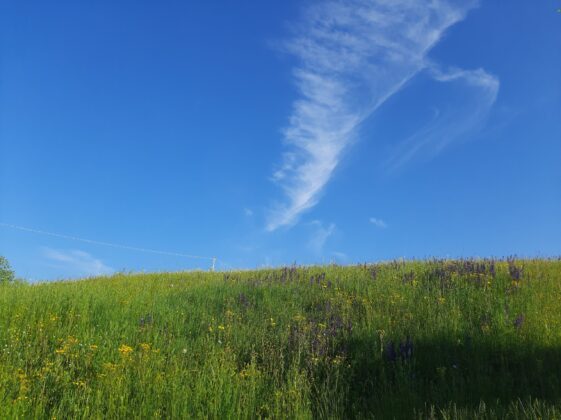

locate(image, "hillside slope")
[[1, 259, 560, 418]]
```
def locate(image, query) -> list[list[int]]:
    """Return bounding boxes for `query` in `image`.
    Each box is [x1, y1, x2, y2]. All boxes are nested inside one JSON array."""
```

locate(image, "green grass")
[[1, 259, 561, 419]]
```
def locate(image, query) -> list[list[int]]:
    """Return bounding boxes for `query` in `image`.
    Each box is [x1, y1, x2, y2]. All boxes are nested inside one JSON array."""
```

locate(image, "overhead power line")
[[0, 222, 220, 270]]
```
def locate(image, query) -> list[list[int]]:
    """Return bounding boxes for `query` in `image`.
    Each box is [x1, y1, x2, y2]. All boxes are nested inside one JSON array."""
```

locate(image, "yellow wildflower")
[[66, 336, 79, 345], [332, 355, 344, 365], [102, 362, 118, 371], [218, 325, 225, 331], [140, 343, 151, 352], [89, 344, 98, 351], [118, 344, 133, 356]]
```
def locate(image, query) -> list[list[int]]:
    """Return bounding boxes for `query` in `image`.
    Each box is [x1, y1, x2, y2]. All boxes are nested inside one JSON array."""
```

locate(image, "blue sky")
[[1, 0, 560, 281]]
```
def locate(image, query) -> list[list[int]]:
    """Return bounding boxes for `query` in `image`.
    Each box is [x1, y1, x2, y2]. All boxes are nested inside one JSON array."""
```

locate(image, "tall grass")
[[1, 259, 560, 418]]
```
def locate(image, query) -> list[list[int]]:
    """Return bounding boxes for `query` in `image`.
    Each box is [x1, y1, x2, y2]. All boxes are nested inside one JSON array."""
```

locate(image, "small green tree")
[[0, 256, 15, 284]]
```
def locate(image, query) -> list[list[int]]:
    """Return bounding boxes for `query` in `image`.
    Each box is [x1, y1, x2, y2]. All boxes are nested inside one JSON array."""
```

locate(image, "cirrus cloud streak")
[[267, 0, 496, 231]]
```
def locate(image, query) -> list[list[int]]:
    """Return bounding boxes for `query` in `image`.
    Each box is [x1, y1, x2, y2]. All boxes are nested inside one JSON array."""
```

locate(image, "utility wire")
[[0, 222, 218, 264]]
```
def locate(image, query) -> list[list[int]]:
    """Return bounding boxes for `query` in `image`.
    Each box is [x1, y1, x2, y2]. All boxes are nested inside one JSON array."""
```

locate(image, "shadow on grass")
[[319, 336, 561, 418]]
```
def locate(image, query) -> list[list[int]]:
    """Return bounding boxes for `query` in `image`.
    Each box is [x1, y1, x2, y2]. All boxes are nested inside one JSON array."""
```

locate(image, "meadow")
[[1, 258, 561, 419]]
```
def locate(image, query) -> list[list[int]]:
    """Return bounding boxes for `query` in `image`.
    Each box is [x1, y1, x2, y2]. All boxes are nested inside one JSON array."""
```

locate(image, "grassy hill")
[[1, 259, 561, 419]]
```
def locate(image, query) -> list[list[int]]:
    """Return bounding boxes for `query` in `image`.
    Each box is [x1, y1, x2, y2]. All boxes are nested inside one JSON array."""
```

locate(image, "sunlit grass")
[[1, 259, 560, 418]]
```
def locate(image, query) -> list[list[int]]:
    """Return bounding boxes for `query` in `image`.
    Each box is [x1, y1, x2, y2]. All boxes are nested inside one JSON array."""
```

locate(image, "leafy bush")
[[0, 256, 15, 283]]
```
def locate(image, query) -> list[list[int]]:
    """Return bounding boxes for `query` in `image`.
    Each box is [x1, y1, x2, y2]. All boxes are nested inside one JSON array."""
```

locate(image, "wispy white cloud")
[[267, 0, 494, 231], [42, 247, 113, 277], [369, 217, 388, 229], [331, 251, 348, 262], [243, 208, 254, 217], [385, 66, 499, 170], [308, 220, 336, 254]]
